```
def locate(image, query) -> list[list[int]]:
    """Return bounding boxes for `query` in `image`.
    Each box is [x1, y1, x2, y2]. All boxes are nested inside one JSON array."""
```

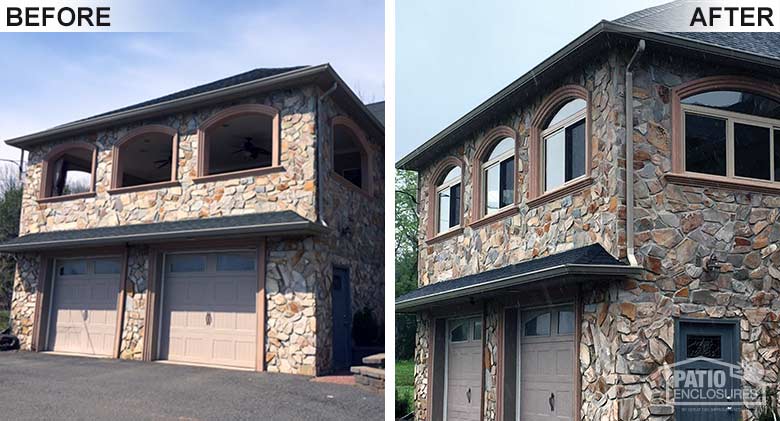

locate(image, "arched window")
[[112, 126, 177, 190], [332, 116, 372, 192], [680, 89, 780, 182], [197, 104, 280, 180], [435, 166, 462, 233], [40, 143, 96, 200], [541, 98, 587, 192], [480, 136, 515, 216]]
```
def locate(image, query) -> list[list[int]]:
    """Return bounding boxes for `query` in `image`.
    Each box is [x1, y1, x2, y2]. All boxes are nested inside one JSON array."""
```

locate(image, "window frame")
[[481, 139, 515, 216], [529, 85, 593, 207], [540, 104, 588, 193], [670, 75, 780, 194], [426, 156, 465, 242], [435, 167, 462, 235], [38, 142, 98, 203], [109, 125, 179, 194], [471, 126, 518, 226], [195, 104, 282, 183], [331, 116, 374, 195]]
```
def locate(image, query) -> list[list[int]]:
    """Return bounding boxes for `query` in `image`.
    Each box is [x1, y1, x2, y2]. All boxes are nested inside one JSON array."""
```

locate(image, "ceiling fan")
[[232, 137, 271, 160], [153, 154, 172, 169]]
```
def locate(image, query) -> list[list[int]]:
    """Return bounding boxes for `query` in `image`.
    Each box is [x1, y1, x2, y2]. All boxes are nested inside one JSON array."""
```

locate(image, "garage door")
[[47, 258, 121, 356], [446, 316, 482, 421], [520, 306, 575, 421], [159, 252, 257, 369]]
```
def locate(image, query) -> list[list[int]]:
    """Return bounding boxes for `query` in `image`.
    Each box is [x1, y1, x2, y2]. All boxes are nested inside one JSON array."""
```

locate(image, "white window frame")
[[682, 103, 778, 182], [481, 144, 515, 216], [435, 172, 462, 234], [540, 107, 588, 193]]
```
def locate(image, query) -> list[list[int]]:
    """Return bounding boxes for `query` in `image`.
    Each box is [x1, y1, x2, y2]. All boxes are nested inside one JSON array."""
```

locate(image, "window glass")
[[449, 184, 461, 228], [686, 335, 722, 359], [685, 113, 727, 176], [557, 310, 575, 335], [118, 132, 174, 188], [499, 158, 514, 207], [487, 137, 514, 161], [545, 129, 566, 190], [547, 99, 586, 128], [49, 149, 93, 197], [775, 130, 780, 181], [334, 124, 364, 188], [169, 255, 206, 273], [437, 190, 451, 232], [485, 164, 500, 214], [524, 312, 551, 336], [58, 260, 87, 276], [436, 167, 462, 233], [473, 319, 482, 341], [94, 259, 121, 274], [450, 321, 468, 342], [441, 167, 461, 184], [682, 91, 780, 119], [565, 119, 586, 181], [207, 113, 274, 176], [216, 253, 255, 271], [733, 123, 771, 181]]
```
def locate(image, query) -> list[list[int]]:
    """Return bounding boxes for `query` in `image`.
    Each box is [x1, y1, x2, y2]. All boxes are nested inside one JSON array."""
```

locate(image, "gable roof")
[[366, 101, 385, 125], [6, 64, 383, 149], [396, 243, 641, 311], [397, 1, 780, 171]]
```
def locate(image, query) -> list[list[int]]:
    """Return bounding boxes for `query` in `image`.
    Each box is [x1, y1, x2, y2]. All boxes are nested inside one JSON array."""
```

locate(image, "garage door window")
[[168, 255, 206, 273], [523, 312, 551, 336], [216, 253, 255, 271], [58, 260, 87, 276], [94, 259, 121, 274], [523, 307, 574, 337], [450, 317, 481, 343]]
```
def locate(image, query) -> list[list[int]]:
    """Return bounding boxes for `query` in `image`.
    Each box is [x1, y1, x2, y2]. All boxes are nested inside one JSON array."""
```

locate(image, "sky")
[[0, 0, 384, 174], [396, 0, 670, 161]]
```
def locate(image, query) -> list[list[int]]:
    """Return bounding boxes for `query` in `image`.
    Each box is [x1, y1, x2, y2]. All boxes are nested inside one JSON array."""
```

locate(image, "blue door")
[[675, 320, 740, 421], [332, 267, 352, 370]]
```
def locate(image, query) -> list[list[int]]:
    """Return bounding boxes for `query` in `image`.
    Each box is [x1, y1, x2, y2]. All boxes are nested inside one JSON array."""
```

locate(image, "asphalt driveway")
[[0, 352, 383, 420]]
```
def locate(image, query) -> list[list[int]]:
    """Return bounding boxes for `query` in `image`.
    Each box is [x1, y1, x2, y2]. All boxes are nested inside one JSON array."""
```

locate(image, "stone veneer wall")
[[9, 254, 40, 350], [119, 246, 148, 360]]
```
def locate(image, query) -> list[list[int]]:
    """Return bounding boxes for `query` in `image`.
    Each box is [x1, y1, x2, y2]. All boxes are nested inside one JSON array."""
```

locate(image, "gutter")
[[395, 263, 644, 312], [0, 220, 329, 253], [625, 40, 645, 267]]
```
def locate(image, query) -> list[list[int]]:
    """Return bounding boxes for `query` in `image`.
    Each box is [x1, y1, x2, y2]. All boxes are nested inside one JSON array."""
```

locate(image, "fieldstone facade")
[[9, 82, 384, 377], [410, 46, 780, 420]]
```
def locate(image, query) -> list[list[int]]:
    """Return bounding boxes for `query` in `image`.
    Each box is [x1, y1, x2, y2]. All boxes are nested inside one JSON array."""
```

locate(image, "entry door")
[[676, 320, 739, 421], [519, 306, 575, 421], [445, 316, 482, 421], [47, 258, 121, 356], [159, 252, 257, 369], [332, 267, 352, 370]]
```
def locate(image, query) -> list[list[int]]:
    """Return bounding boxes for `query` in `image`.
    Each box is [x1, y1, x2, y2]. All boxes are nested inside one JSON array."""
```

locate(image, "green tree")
[[395, 169, 418, 360], [0, 166, 22, 314]]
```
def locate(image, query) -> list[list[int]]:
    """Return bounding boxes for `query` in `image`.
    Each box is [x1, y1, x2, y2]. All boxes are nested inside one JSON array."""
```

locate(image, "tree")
[[395, 169, 419, 360], [0, 166, 22, 312]]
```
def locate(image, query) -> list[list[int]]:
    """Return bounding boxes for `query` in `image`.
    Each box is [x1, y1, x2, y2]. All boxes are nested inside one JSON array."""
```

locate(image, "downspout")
[[316, 82, 338, 226], [625, 40, 645, 267]]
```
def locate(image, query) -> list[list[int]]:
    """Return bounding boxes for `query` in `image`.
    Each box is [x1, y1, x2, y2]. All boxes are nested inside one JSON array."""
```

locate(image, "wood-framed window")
[[332, 116, 373, 195], [195, 104, 281, 183], [39, 142, 97, 202], [110, 125, 178, 193], [471, 126, 518, 225], [435, 166, 462, 234], [529, 85, 592, 205]]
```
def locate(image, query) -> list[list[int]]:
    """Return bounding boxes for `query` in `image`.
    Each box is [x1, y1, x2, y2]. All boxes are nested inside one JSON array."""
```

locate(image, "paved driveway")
[[0, 352, 383, 420]]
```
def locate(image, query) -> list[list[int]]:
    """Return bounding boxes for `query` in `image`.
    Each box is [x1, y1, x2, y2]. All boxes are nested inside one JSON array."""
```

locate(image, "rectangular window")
[[94, 259, 121, 274], [485, 164, 500, 214], [686, 335, 722, 359], [437, 190, 451, 231], [734, 123, 771, 180], [685, 113, 727, 176], [499, 158, 514, 208], [169, 254, 206, 273], [565, 119, 586, 181], [449, 184, 461, 228], [58, 260, 87, 276], [545, 129, 565, 190], [216, 253, 255, 271], [436, 183, 460, 232], [544, 119, 586, 192]]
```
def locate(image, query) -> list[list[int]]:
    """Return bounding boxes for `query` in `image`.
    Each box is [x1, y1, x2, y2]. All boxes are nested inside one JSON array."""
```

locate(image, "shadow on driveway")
[[0, 352, 383, 420]]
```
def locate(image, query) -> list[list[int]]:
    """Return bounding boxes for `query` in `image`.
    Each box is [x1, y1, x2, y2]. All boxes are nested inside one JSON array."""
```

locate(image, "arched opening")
[[540, 98, 587, 192], [480, 136, 515, 216], [332, 117, 371, 192], [41, 144, 96, 199], [113, 126, 176, 189], [435, 166, 462, 233]]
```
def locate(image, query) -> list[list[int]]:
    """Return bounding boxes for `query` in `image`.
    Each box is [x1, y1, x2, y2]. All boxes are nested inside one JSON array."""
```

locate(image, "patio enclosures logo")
[[0, 0, 166, 32]]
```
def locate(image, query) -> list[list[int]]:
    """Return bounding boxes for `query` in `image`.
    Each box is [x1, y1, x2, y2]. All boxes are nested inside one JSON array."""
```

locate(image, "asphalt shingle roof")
[[0, 211, 325, 252], [366, 101, 385, 125], [396, 244, 626, 305]]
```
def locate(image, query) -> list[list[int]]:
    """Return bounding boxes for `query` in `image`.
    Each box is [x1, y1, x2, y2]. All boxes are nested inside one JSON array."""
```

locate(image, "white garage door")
[[159, 252, 257, 369], [520, 306, 575, 421], [47, 258, 121, 356], [446, 316, 483, 421]]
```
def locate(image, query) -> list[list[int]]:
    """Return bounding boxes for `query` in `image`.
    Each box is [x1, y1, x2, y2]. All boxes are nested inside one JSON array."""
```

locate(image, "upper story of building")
[[6, 65, 384, 237], [398, 1, 780, 288]]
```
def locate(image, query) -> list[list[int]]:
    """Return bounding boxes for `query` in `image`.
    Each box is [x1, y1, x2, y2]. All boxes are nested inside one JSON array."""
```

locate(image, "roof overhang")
[[395, 263, 643, 313], [6, 64, 383, 150], [397, 21, 780, 171], [0, 212, 329, 253]]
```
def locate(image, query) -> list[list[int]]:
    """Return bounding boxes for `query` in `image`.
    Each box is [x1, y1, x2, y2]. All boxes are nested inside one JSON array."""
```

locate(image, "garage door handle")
[[466, 387, 471, 403], [205, 313, 212, 326], [549, 392, 555, 412], [82, 310, 88, 321]]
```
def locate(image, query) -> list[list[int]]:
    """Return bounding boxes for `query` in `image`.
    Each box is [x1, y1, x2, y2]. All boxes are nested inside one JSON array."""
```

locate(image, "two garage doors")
[[46, 252, 258, 369]]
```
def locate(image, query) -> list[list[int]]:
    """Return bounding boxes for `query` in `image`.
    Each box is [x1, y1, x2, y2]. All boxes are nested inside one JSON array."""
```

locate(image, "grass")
[[396, 359, 415, 417], [0, 310, 8, 331]]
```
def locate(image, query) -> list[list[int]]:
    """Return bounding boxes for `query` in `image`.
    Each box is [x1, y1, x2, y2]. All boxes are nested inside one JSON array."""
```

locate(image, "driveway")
[[0, 352, 383, 420]]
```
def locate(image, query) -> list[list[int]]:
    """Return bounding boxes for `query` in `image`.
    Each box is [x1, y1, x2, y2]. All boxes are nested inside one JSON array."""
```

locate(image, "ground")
[[395, 359, 414, 417], [0, 352, 383, 420]]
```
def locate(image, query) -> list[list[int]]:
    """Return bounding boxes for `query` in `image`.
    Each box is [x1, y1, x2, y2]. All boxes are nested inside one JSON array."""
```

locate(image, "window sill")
[[425, 226, 464, 245], [665, 172, 780, 195], [527, 176, 593, 208], [108, 181, 180, 195], [37, 191, 96, 204], [193, 166, 284, 184], [469, 206, 519, 229], [331, 172, 372, 197]]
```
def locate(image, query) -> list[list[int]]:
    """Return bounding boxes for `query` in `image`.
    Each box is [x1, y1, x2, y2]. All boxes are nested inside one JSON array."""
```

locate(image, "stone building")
[[3, 65, 384, 376], [396, 3, 780, 420]]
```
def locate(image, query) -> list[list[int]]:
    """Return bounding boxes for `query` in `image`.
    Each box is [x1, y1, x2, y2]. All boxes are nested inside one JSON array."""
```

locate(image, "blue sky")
[[396, 0, 668, 161], [0, 0, 383, 171]]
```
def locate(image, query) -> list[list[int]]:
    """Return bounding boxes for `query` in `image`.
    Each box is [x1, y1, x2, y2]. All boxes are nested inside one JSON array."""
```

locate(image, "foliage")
[[395, 170, 419, 360], [757, 386, 779, 421], [352, 306, 382, 346], [395, 359, 415, 418], [0, 310, 8, 331], [0, 166, 21, 312]]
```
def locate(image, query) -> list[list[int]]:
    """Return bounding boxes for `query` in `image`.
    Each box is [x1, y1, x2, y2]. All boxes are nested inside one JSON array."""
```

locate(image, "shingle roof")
[[366, 101, 385, 125], [613, 0, 780, 60], [0, 211, 327, 252], [396, 244, 640, 310]]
